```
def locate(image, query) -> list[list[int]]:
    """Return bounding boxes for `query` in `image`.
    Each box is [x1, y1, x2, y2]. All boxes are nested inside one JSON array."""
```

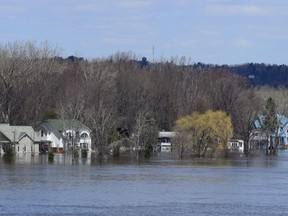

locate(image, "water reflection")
[[1, 151, 288, 168], [1, 151, 288, 215]]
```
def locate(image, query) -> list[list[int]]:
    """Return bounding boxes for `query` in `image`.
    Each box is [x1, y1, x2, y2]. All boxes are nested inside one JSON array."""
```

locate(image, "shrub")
[[81, 149, 88, 158], [48, 151, 54, 161], [113, 145, 120, 157], [3, 146, 15, 163]]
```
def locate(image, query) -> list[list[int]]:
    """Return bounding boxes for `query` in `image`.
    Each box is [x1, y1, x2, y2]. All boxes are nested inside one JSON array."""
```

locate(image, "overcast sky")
[[1, 0, 287, 65]]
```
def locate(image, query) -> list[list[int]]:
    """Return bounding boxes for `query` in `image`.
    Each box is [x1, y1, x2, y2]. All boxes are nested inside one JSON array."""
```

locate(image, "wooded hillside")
[[1, 42, 286, 152]]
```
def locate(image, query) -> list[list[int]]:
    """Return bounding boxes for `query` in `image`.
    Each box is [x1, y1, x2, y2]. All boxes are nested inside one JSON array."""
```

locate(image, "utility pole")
[[152, 44, 155, 63]]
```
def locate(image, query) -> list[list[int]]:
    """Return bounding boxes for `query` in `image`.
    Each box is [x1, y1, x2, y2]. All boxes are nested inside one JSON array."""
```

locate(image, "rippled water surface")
[[1, 152, 288, 216]]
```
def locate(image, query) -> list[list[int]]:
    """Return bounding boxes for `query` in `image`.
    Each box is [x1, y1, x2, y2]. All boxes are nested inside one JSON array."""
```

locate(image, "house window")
[[41, 130, 44, 137], [67, 132, 73, 139], [81, 133, 88, 138]]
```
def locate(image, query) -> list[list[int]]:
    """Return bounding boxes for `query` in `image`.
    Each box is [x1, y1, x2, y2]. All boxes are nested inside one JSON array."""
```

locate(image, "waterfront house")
[[157, 131, 176, 152], [249, 114, 288, 150], [35, 119, 92, 153], [249, 129, 268, 150], [0, 123, 39, 154], [227, 139, 244, 153]]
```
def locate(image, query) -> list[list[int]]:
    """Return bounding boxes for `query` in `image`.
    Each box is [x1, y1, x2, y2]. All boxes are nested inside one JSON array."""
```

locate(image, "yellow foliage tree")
[[175, 110, 233, 157]]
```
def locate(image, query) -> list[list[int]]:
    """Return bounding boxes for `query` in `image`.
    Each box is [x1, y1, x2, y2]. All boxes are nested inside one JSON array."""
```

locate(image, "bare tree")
[[133, 111, 158, 158], [232, 90, 262, 155], [255, 86, 288, 115], [79, 59, 118, 156], [0, 41, 64, 124], [85, 100, 118, 156]]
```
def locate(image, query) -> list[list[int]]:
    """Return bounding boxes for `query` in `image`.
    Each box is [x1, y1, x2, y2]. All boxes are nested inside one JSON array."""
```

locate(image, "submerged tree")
[[233, 90, 262, 155], [133, 112, 158, 158], [175, 110, 233, 157]]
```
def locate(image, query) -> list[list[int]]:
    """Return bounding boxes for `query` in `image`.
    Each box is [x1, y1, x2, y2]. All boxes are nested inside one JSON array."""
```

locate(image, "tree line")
[[0, 41, 287, 157], [193, 62, 288, 87]]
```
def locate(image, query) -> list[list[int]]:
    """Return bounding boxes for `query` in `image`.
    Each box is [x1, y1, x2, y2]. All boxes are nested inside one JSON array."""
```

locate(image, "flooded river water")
[[1, 151, 288, 216]]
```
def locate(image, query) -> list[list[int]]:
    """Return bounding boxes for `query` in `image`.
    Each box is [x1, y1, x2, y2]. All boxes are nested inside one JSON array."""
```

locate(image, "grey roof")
[[0, 124, 35, 142], [158, 131, 176, 138]]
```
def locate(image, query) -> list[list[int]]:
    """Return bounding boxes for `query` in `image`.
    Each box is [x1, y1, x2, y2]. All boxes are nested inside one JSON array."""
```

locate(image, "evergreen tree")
[[263, 97, 278, 132], [263, 97, 278, 154]]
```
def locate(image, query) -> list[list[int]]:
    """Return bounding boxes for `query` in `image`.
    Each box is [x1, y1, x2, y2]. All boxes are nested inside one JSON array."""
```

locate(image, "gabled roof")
[[0, 131, 12, 143], [253, 114, 288, 129], [279, 116, 288, 128], [253, 116, 265, 129], [253, 114, 288, 138], [37, 119, 91, 138], [0, 124, 35, 142], [18, 132, 33, 142]]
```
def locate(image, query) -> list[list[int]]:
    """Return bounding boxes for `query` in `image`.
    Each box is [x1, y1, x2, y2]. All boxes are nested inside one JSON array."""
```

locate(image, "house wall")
[[0, 143, 3, 154], [249, 129, 268, 150], [47, 132, 62, 150], [17, 136, 34, 154], [79, 130, 92, 151], [36, 126, 92, 153], [60, 129, 92, 151], [281, 126, 288, 145], [34, 143, 40, 154], [37, 127, 62, 151], [228, 140, 244, 152]]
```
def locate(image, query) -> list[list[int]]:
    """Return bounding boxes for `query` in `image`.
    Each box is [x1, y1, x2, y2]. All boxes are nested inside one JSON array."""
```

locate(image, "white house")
[[0, 123, 39, 155], [158, 131, 176, 152], [36, 119, 92, 153], [227, 139, 244, 153]]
